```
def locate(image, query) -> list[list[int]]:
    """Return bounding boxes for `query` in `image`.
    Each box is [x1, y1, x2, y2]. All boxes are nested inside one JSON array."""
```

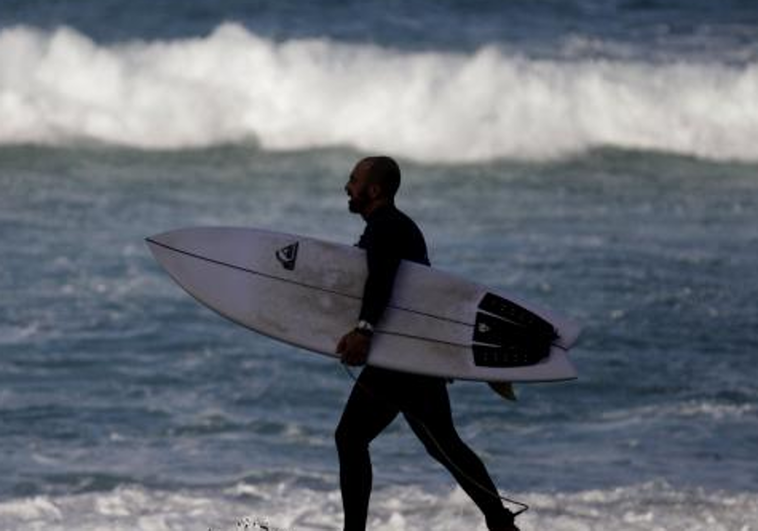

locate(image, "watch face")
[[356, 321, 374, 336]]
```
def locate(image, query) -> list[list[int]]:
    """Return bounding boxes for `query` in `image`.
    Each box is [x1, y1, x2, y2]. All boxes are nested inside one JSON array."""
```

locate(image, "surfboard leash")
[[340, 364, 530, 518]]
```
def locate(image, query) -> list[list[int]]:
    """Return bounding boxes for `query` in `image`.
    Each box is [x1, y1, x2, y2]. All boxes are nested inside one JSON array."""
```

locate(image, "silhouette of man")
[[335, 156, 520, 531]]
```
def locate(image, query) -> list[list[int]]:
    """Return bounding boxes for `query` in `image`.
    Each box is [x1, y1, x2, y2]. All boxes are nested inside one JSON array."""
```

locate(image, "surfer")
[[336, 156, 520, 531]]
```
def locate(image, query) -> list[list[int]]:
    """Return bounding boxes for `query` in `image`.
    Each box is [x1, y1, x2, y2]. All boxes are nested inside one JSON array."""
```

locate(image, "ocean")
[[1, 1, 757, 530]]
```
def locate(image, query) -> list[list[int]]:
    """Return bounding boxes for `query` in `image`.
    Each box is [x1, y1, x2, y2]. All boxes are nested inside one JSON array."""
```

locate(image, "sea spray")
[[1, 23, 757, 162]]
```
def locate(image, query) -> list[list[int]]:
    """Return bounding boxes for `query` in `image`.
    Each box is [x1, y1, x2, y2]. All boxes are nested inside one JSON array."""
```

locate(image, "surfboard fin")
[[488, 381, 517, 402]]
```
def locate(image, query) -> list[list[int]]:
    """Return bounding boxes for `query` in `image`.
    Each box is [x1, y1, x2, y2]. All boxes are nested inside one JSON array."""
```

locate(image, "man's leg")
[[401, 377, 519, 531], [335, 367, 399, 531]]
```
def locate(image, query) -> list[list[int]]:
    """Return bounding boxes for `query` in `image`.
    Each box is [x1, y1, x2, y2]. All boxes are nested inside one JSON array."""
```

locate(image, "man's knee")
[[420, 434, 448, 463], [414, 423, 465, 464]]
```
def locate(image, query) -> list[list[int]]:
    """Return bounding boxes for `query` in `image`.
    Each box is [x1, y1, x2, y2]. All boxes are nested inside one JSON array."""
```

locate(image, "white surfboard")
[[146, 227, 581, 382]]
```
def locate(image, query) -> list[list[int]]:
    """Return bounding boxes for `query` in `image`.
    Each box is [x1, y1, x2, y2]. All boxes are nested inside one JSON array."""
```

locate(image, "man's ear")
[[368, 183, 383, 200]]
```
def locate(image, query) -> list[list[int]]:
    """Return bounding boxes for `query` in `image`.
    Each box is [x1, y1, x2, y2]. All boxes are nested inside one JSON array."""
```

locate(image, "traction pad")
[[472, 293, 558, 368]]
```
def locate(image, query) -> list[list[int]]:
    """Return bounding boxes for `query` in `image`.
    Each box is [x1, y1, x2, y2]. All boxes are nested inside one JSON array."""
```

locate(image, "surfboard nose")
[[145, 231, 181, 275], [145, 227, 196, 250], [145, 228, 209, 275], [145, 227, 234, 264]]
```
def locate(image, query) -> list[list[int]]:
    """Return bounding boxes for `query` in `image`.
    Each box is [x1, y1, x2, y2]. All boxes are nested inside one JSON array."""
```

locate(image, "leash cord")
[[340, 363, 529, 517]]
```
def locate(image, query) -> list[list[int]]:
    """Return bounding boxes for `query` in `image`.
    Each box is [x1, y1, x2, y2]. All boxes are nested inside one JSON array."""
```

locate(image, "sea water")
[[1, 2, 757, 530]]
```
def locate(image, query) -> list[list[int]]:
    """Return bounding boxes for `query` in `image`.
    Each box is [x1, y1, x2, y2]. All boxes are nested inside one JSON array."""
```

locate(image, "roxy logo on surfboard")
[[275, 242, 299, 270]]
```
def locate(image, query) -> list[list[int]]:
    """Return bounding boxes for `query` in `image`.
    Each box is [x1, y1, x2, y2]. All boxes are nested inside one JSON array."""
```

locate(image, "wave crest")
[[1, 23, 757, 162]]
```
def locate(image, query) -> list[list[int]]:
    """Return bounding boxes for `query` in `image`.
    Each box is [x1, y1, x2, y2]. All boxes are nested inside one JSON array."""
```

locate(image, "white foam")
[[1, 24, 758, 162], [600, 399, 757, 424], [0, 482, 756, 531]]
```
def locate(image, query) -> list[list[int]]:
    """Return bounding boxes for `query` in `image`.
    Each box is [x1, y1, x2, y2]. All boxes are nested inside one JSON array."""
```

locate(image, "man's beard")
[[348, 191, 368, 213]]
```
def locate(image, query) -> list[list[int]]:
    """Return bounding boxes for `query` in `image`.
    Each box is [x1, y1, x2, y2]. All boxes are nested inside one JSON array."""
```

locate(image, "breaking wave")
[[2, 23, 758, 163]]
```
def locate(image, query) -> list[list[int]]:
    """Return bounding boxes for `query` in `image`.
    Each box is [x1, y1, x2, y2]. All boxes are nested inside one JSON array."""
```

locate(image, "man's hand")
[[336, 329, 372, 366]]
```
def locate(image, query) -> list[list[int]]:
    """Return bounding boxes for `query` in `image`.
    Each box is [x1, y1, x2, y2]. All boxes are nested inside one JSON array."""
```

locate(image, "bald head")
[[355, 156, 401, 200], [345, 156, 402, 217]]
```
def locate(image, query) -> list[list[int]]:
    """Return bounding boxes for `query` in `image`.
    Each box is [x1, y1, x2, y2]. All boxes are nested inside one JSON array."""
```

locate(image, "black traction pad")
[[472, 293, 558, 368]]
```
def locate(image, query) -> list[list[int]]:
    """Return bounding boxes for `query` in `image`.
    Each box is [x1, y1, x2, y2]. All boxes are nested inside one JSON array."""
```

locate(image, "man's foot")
[[489, 524, 519, 531], [487, 510, 520, 531]]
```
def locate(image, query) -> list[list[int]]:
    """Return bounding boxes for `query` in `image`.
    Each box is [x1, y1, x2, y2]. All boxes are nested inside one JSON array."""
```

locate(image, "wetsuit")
[[335, 204, 513, 531]]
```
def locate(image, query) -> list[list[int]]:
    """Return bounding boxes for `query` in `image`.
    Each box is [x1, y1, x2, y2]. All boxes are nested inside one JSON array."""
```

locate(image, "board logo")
[[275, 242, 299, 271]]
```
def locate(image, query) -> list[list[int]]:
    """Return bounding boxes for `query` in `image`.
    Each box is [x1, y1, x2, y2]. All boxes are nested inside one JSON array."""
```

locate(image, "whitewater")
[[0, 482, 755, 531], [1, 23, 757, 162]]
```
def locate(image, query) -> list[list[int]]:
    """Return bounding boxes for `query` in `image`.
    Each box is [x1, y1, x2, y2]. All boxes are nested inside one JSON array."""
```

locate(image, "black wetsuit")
[[335, 204, 513, 531]]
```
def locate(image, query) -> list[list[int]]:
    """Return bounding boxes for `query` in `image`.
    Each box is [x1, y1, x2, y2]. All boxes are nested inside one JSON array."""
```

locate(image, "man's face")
[[345, 161, 374, 214]]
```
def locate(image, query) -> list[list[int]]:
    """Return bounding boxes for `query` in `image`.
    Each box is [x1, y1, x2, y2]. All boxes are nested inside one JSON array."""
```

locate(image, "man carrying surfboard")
[[336, 156, 521, 531]]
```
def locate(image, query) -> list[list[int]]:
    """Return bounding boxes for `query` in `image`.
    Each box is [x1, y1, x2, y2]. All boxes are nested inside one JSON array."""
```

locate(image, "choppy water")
[[1, 1, 757, 530]]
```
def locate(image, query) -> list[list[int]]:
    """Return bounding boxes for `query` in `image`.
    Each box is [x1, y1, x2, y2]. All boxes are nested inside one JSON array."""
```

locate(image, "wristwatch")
[[355, 320, 374, 337]]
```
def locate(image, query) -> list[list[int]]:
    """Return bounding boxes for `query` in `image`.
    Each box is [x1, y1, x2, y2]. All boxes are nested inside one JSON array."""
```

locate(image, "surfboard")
[[146, 227, 581, 382]]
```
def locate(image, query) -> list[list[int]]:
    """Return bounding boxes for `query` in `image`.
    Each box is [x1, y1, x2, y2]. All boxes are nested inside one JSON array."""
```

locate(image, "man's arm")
[[359, 234, 402, 326], [337, 220, 402, 366]]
